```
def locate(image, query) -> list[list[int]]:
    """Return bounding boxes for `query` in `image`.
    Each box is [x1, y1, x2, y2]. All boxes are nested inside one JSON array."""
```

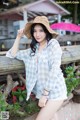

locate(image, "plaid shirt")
[[6, 39, 67, 100]]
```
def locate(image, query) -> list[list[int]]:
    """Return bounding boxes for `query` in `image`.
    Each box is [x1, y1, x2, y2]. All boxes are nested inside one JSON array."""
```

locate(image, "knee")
[[35, 116, 45, 120], [35, 117, 42, 120], [35, 118, 40, 120], [35, 118, 44, 120], [35, 116, 49, 120]]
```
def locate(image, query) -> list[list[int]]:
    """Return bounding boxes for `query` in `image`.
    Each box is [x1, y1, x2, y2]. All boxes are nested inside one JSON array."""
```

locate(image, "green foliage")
[[12, 88, 40, 116], [9, 103, 26, 119], [24, 100, 40, 115], [0, 87, 40, 119], [12, 88, 27, 103], [56, 0, 80, 24], [0, 92, 8, 112], [65, 66, 80, 96]]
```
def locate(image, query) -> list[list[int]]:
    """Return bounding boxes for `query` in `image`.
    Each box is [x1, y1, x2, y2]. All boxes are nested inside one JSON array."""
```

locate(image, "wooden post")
[[23, 8, 28, 26], [57, 14, 62, 35]]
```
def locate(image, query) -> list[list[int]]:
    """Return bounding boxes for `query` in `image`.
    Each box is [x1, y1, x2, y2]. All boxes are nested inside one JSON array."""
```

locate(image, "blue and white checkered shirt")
[[6, 39, 67, 100]]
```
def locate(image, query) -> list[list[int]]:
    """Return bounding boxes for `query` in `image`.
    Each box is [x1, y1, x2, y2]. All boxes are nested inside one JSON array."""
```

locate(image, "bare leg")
[[51, 113, 58, 120], [36, 100, 63, 120], [36, 99, 63, 120]]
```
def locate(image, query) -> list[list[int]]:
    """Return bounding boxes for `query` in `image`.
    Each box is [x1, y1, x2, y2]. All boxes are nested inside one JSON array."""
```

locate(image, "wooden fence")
[[0, 45, 80, 75]]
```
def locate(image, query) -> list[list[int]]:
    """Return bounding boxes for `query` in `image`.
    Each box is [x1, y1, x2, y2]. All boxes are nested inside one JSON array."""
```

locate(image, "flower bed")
[[0, 65, 80, 119], [0, 83, 40, 120]]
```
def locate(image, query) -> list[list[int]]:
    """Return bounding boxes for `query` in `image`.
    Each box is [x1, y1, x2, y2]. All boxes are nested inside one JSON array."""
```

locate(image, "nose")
[[36, 32, 40, 37]]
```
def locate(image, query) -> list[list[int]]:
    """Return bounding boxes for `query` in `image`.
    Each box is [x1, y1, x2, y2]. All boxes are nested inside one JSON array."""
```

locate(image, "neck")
[[38, 40, 47, 52], [39, 40, 47, 48]]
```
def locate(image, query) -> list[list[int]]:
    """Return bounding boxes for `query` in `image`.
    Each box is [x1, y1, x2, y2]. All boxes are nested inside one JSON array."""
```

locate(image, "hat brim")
[[23, 22, 59, 39]]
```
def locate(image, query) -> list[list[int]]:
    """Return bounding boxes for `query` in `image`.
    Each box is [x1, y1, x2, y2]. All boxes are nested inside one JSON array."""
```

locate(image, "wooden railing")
[[0, 45, 80, 75]]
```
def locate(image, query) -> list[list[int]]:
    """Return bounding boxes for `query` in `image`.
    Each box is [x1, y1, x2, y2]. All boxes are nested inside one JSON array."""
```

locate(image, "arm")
[[6, 29, 29, 60], [44, 39, 62, 92], [10, 29, 24, 57], [38, 40, 62, 107], [6, 29, 31, 61]]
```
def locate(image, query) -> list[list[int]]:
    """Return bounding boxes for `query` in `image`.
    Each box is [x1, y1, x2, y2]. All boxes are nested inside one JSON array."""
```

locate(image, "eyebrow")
[[34, 28, 43, 31]]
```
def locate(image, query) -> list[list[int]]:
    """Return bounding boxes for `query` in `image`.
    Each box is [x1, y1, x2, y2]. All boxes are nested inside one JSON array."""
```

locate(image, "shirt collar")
[[36, 38, 54, 50], [47, 39, 54, 46]]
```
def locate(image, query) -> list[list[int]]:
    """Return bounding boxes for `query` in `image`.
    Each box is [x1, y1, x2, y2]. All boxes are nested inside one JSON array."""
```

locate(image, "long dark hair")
[[30, 23, 52, 55]]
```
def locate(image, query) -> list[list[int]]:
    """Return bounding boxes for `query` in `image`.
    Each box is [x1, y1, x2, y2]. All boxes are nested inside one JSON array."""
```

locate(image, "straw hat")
[[23, 16, 58, 39]]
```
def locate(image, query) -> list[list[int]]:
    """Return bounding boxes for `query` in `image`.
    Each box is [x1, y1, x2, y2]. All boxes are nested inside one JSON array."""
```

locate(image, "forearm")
[[11, 36, 21, 57], [10, 28, 24, 57]]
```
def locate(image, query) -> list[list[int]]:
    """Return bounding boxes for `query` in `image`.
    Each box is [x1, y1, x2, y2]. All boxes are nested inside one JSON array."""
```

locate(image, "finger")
[[38, 102, 45, 107], [18, 29, 24, 33], [38, 104, 44, 107], [38, 102, 42, 107]]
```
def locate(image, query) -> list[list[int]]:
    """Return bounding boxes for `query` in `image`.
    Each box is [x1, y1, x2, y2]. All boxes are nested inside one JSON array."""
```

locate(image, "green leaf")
[[19, 95, 24, 102], [12, 91, 21, 96]]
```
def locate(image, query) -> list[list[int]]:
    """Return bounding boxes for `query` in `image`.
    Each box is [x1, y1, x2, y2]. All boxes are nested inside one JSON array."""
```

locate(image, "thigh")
[[36, 99, 63, 120]]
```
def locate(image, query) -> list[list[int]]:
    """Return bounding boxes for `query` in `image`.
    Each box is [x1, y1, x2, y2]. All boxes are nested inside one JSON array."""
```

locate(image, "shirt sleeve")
[[6, 48, 31, 61], [44, 39, 62, 91]]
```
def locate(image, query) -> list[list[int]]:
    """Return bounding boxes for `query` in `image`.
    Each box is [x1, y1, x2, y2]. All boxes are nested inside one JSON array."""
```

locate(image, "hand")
[[17, 28, 24, 39], [38, 96, 48, 108]]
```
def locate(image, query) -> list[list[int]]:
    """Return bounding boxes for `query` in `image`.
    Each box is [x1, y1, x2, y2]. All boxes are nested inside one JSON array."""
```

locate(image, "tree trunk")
[[73, 4, 78, 24]]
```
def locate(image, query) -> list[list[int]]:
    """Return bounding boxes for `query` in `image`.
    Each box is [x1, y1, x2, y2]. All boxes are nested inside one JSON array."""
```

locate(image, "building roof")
[[0, 0, 70, 20]]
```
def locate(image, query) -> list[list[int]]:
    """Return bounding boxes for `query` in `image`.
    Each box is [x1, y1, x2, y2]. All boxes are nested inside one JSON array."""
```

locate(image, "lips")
[[36, 38, 41, 39]]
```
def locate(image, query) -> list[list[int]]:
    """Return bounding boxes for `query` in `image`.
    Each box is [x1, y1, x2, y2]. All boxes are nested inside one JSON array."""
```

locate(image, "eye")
[[34, 30, 36, 32], [40, 29, 44, 32]]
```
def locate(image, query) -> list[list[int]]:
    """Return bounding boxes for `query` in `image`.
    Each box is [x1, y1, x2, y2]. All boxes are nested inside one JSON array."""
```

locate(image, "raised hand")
[[17, 28, 24, 39]]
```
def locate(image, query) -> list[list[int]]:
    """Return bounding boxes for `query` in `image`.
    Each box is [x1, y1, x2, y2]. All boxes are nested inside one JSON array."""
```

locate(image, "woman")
[[6, 16, 67, 120]]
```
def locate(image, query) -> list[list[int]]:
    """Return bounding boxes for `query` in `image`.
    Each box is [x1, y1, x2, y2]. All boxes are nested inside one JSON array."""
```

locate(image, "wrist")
[[42, 94, 49, 99], [42, 93, 48, 96], [16, 35, 21, 40], [44, 88, 50, 92], [43, 89, 50, 96]]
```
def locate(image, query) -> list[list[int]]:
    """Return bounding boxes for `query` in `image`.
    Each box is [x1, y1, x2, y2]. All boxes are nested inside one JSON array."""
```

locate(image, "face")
[[33, 24, 46, 43]]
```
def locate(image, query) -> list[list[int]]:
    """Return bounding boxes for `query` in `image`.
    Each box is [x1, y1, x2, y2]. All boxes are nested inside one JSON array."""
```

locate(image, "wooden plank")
[[0, 45, 80, 75], [61, 45, 80, 64], [57, 34, 80, 42], [0, 51, 7, 56], [0, 57, 24, 75]]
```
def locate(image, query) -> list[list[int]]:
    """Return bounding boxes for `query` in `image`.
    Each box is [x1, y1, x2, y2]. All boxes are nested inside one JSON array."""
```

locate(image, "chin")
[[36, 40, 42, 43]]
